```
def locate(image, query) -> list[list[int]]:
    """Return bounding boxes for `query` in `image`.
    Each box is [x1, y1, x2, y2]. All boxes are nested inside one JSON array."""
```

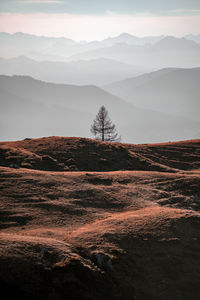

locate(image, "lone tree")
[[90, 105, 121, 142]]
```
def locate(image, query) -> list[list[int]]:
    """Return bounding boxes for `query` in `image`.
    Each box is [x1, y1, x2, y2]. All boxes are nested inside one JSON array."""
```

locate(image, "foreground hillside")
[[0, 138, 200, 300]]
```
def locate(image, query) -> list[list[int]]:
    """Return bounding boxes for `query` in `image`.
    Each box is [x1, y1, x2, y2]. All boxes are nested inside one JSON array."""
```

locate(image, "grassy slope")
[[0, 138, 200, 300], [1, 137, 200, 172]]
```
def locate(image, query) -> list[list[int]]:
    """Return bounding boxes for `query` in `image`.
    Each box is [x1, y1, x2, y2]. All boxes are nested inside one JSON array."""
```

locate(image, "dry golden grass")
[[0, 137, 200, 299]]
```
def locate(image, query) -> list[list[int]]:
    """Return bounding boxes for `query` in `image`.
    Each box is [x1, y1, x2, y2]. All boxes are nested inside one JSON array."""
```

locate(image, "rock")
[[68, 165, 79, 171], [191, 195, 200, 202], [95, 252, 114, 272], [188, 207, 194, 210], [9, 163, 20, 169], [41, 155, 57, 163]]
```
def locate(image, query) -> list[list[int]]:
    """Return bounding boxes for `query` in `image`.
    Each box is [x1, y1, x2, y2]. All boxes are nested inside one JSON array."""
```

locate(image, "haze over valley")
[[0, 32, 200, 85], [0, 73, 199, 143], [0, 32, 200, 142]]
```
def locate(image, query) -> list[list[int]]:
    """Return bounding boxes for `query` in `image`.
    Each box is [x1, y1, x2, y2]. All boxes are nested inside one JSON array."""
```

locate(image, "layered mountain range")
[[0, 32, 199, 143], [104, 68, 200, 121], [0, 74, 199, 143], [0, 33, 200, 85]]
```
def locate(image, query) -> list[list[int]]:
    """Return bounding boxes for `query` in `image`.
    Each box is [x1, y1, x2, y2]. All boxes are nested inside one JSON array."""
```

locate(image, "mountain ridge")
[[104, 67, 200, 121], [0, 55, 148, 85], [1, 74, 200, 143]]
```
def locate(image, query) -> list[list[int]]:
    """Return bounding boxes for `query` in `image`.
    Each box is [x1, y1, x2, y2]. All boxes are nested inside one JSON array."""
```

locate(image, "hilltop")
[[1, 136, 200, 172]]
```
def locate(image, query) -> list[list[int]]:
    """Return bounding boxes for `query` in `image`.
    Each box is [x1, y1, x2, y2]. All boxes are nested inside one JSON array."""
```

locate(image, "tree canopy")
[[90, 105, 121, 142]]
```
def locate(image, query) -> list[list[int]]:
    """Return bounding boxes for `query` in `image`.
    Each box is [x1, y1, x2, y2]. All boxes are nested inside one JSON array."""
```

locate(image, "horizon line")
[[1, 30, 200, 42]]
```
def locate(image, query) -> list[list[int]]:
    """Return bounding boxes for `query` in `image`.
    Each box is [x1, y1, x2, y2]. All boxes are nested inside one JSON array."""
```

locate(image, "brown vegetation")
[[0, 137, 200, 299], [1, 136, 200, 172]]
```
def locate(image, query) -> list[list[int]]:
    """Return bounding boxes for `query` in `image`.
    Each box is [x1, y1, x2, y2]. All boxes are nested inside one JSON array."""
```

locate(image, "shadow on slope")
[[0, 137, 200, 172]]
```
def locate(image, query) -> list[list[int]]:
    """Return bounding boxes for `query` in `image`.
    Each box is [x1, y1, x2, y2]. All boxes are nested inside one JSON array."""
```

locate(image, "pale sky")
[[0, 0, 200, 41]]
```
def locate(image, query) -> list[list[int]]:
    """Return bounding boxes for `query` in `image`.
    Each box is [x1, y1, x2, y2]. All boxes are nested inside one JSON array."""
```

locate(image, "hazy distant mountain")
[[104, 67, 200, 121], [68, 43, 145, 62], [0, 32, 75, 59], [0, 75, 199, 143], [0, 32, 164, 61], [0, 56, 149, 85], [0, 32, 110, 61], [1, 32, 200, 70], [100, 33, 164, 46], [69, 36, 200, 68], [152, 36, 200, 51], [185, 34, 200, 44]]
